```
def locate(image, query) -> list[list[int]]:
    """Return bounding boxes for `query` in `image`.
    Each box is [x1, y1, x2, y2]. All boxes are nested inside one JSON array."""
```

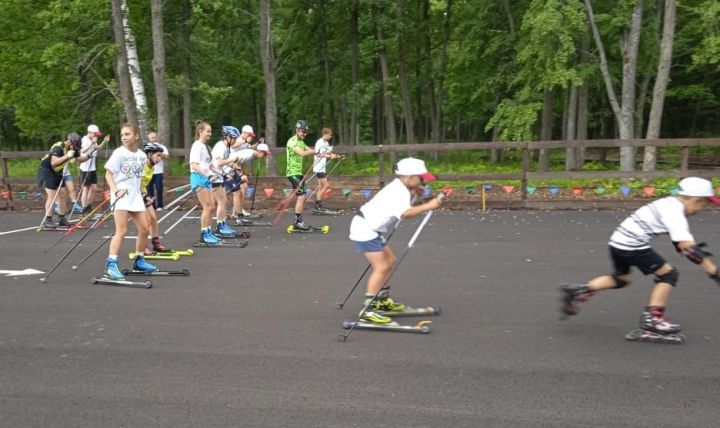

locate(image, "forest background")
[[0, 0, 718, 177]]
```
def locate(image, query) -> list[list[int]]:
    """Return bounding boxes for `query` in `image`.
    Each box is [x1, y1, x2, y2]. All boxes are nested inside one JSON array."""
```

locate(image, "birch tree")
[[121, 0, 150, 138]]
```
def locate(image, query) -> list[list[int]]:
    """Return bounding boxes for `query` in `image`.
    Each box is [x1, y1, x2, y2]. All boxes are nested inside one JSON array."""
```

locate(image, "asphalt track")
[[1, 208, 719, 427]]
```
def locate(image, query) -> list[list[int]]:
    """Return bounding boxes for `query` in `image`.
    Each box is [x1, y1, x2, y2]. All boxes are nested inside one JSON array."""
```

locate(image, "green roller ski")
[[286, 224, 330, 234], [342, 320, 431, 334], [376, 305, 441, 318]]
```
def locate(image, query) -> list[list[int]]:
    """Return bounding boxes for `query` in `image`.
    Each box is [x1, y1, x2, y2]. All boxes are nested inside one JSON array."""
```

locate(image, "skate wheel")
[[419, 326, 431, 334], [171, 254, 179, 261], [321, 225, 330, 234], [342, 320, 353, 329], [90, 276, 98, 284], [181, 269, 190, 276], [186, 249, 194, 256], [239, 231, 251, 239], [286, 225, 294, 234], [144, 281, 152, 289]]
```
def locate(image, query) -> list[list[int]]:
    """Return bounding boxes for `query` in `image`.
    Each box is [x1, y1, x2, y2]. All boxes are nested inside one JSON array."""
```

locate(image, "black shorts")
[[38, 168, 63, 190], [287, 175, 306, 195], [316, 172, 327, 179], [609, 246, 666, 276], [80, 170, 98, 185], [224, 173, 244, 193]]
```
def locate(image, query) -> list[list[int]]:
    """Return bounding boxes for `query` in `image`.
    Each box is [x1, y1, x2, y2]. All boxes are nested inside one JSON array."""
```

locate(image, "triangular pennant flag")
[[526, 185, 537, 196], [363, 188, 372, 199], [669, 186, 678, 195], [283, 188, 292, 197], [502, 185, 514, 194], [324, 189, 332, 198], [643, 186, 655, 197], [103, 190, 110, 199], [483, 184, 493, 190], [423, 187, 432, 198], [572, 187, 583, 196], [1, 190, 9, 199], [175, 188, 184, 196], [264, 188, 275, 198], [549, 186, 559, 196], [595, 187, 606, 195], [18, 191, 27, 200], [246, 187, 255, 197], [35, 191, 43, 199], [342, 188, 352, 198], [620, 186, 631, 196], [443, 187, 454, 196], [465, 186, 474, 194]]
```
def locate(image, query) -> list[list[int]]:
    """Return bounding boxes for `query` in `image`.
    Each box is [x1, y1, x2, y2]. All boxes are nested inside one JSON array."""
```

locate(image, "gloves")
[[66, 150, 75, 158], [143, 195, 155, 207]]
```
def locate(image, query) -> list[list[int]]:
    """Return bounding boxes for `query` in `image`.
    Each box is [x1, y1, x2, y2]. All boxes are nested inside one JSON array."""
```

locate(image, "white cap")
[[677, 177, 720, 204], [87, 124, 101, 136], [256, 143, 272, 156], [395, 157, 436, 182], [241, 125, 255, 137]]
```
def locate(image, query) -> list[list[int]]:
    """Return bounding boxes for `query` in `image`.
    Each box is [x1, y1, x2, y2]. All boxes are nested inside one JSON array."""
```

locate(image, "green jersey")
[[286, 135, 308, 176]]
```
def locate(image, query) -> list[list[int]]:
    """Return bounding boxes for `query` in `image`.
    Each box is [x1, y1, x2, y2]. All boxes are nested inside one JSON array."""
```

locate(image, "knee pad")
[[612, 275, 629, 289], [654, 268, 679, 287]]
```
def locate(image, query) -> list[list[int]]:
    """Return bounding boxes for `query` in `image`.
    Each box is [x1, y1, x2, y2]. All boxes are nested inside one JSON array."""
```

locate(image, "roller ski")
[[626, 308, 685, 344], [193, 240, 248, 248], [286, 221, 330, 234], [217, 231, 252, 240], [93, 258, 151, 288], [559, 283, 594, 319], [312, 206, 341, 216], [234, 217, 273, 227], [233, 209, 263, 219], [122, 268, 190, 277], [376, 305, 441, 318], [342, 320, 431, 334]]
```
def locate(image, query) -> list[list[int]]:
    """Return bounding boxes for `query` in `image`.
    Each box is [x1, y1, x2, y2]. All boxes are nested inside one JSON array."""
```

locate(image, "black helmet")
[[143, 142, 164, 155], [295, 120, 309, 131], [67, 132, 82, 150]]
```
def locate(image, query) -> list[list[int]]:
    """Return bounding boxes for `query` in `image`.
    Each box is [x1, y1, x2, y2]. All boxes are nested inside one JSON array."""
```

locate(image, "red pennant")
[[502, 185, 515, 194], [443, 186, 454, 196], [643, 186, 655, 197], [324, 189, 332, 198], [1, 190, 9, 199], [103, 190, 110, 199], [572, 187, 583, 196], [263, 188, 275, 198]]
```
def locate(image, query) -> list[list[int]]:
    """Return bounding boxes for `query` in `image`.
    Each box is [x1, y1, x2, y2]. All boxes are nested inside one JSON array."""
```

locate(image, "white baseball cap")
[[395, 158, 436, 182], [241, 125, 255, 137], [256, 143, 272, 156], [87, 124, 101, 136], [677, 177, 720, 204]]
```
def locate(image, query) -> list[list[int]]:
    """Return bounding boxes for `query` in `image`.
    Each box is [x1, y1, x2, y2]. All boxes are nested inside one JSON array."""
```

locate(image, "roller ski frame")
[[39, 224, 87, 232], [286, 224, 330, 234], [128, 249, 194, 261], [312, 208, 341, 216], [625, 329, 686, 344], [91, 275, 152, 289], [376, 305, 441, 318], [193, 240, 248, 248], [342, 320, 431, 334], [216, 231, 252, 240], [234, 218, 273, 227], [122, 268, 190, 277]]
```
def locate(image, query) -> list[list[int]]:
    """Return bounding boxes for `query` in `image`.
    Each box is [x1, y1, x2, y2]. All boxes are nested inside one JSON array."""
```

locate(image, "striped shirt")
[[609, 197, 694, 250]]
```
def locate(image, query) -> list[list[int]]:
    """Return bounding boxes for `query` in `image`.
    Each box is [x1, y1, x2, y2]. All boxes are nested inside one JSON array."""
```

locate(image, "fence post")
[[1, 155, 13, 210], [521, 143, 529, 202], [378, 145, 385, 188]]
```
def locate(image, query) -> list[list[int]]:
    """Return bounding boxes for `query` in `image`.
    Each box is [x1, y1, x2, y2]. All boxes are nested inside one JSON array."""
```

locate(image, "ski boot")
[[639, 307, 680, 335], [376, 289, 407, 313], [53, 202, 61, 215], [312, 204, 327, 215], [200, 228, 222, 245], [42, 216, 55, 229], [104, 258, 125, 281], [359, 298, 393, 324], [560, 283, 594, 317], [144, 245, 155, 256], [151, 237, 171, 253], [57, 215, 69, 227], [72, 202, 83, 213], [216, 221, 236, 236], [293, 218, 311, 232], [133, 255, 158, 273]]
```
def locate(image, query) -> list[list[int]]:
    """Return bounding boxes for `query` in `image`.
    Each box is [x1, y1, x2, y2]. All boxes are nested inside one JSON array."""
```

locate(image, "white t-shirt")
[[313, 138, 332, 173], [189, 140, 213, 173], [79, 135, 97, 172], [211, 140, 233, 176], [609, 196, 694, 251], [231, 149, 255, 165], [104, 145, 147, 212], [349, 178, 412, 242], [152, 143, 169, 174]]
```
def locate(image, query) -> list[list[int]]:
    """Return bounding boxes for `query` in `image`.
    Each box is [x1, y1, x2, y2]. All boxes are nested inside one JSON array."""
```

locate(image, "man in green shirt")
[[286, 120, 316, 230]]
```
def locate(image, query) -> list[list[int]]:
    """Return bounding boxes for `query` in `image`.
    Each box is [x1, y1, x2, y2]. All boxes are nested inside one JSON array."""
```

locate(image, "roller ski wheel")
[[91, 275, 152, 289], [286, 224, 330, 234], [193, 240, 248, 248], [625, 329, 686, 345], [342, 320, 431, 334], [217, 231, 251, 239], [376, 305, 442, 318], [121, 268, 190, 277], [128, 252, 179, 261]]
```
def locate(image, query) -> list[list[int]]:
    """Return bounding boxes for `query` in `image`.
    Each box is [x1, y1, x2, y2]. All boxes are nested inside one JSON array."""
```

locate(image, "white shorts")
[[111, 188, 146, 213]]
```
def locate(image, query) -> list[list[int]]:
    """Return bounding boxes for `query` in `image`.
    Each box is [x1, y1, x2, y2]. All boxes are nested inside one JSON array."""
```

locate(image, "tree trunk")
[[565, 86, 578, 171], [151, 0, 170, 149], [110, 0, 138, 126], [395, 0, 416, 146], [538, 88, 554, 172], [422, 0, 437, 146], [120, 0, 150, 139], [318, 1, 335, 129], [180, 0, 192, 158], [432, 0, 452, 147], [643, 0, 676, 171], [350, 0, 359, 148], [577, 83, 588, 166], [374, 7, 397, 165], [259, 0, 278, 175]]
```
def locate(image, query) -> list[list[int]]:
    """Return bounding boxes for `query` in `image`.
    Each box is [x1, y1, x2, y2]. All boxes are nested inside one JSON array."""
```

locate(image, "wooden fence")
[[2, 138, 720, 210]]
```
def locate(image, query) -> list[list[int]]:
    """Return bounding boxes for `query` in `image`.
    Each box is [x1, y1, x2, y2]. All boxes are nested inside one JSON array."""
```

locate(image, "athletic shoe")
[[640, 310, 680, 334], [104, 259, 125, 280], [312, 206, 327, 214], [82, 205, 92, 214], [72, 203, 83, 213], [241, 209, 251, 217], [57, 216, 69, 227], [216, 221, 236, 236], [200, 228, 221, 244], [43, 217, 55, 229], [133, 255, 158, 273], [53, 203, 61, 215], [359, 298, 393, 324], [151, 238, 171, 253], [293, 219, 311, 231], [376, 297, 406, 312], [144, 246, 155, 256], [234, 217, 253, 226], [560, 283, 593, 316]]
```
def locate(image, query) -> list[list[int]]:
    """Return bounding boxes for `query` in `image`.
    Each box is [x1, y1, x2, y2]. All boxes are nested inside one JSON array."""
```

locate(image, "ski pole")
[[270, 163, 325, 227], [163, 204, 198, 235], [307, 156, 345, 204], [269, 155, 325, 214], [340, 191, 448, 342], [43, 196, 110, 254], [71, 233, 113, 271], [67, 145, 100, 223], [40, 192, 126, 283], [36, 163, 70, 231], [249, 165, 260, 212], [336, 194, 418, 309]]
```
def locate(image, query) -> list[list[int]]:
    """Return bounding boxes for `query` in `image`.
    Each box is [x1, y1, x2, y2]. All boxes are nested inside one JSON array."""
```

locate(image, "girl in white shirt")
[[189, 121, 222, 244]]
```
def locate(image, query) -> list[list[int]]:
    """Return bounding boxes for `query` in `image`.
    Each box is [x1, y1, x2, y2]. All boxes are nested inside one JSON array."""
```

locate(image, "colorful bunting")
[[483, 184, 493, 190], [263, 188, 275, 198], [669, 186, 678, 195], [342, 188, 352, 198], [549, 187, 559, 196], [362, 188, 372, 199], [502, 185, 514, 194], [175, 188, 184, 197], [282, 188, 292, 197], [572, 187, 583, 196], [34, 191, 43, 199], [103, 190, 110, 199], [643, 186, 655, 197], [526, 185, 537, 196], [595, 187, 606, 195], [465, 186, 474, 194], [422, 187, 432, 198], [620, 186, 631, 196], [1, 190, 9, 199], [18, 191, 27, 200]]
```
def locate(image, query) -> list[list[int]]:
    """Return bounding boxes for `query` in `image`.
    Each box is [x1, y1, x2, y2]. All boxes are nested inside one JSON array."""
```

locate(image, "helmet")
[[67, 132, 82, 150], [222, 125, 240, 139], [142, 142, 164, 155], [295, 120, 309, 131]]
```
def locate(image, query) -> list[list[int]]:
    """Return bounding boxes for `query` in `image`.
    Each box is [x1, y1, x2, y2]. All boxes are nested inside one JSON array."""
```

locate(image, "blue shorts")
[[353, 236, 386, 253], [190, 172, 212, 192]]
